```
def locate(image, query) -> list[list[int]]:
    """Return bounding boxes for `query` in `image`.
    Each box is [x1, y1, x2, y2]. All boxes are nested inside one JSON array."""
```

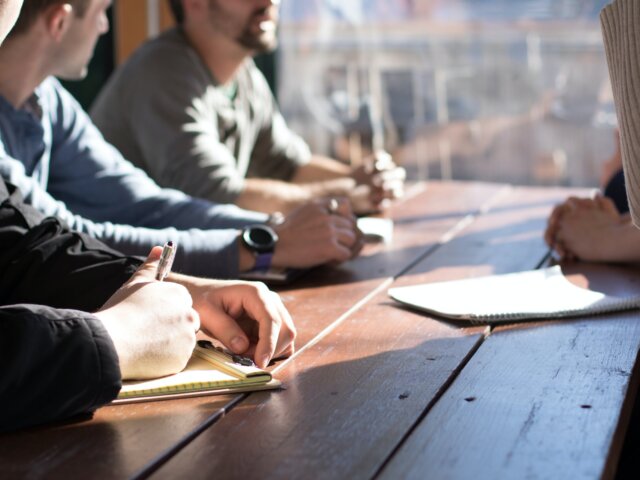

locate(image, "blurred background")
[[277, 0, 615, 187], [72, 0, 616, 188]]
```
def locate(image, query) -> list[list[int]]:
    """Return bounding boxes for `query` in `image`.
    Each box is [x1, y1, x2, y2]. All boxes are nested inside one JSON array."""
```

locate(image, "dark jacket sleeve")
[[0, 179, 142, 431], [0, 180, 141, 310], [0, 305, 121, 432]]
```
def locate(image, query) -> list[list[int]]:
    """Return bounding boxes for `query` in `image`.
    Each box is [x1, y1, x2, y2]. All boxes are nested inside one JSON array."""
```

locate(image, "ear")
[[43, 3, 74, 42]]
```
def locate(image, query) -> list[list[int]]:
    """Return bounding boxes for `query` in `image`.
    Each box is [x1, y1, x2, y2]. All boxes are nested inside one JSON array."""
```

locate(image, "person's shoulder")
[[35, 78, 93, 136], [37, 77, 80, 110], [125, 27, 197, 72], [37, 76, 65, 94], [241, 58, 266, 79], [115, 27, 207, 93], [239, 58, 272, 95]]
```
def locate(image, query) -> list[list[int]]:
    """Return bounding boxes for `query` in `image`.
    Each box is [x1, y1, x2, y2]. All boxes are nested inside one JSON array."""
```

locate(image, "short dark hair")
[[9, 0, 90, 36], [167, 0, 184, 24]]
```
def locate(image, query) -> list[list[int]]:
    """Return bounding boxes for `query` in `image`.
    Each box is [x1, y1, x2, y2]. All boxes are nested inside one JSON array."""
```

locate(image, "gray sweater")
[[91, 27, 311, 205]]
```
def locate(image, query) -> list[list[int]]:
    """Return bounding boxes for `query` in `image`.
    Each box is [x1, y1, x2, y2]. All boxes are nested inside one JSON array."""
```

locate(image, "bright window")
[[278, 0, 615, 187]]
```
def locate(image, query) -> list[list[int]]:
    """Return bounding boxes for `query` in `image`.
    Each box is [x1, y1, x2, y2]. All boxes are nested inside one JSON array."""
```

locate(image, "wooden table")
[[1, 181, 639, 480]]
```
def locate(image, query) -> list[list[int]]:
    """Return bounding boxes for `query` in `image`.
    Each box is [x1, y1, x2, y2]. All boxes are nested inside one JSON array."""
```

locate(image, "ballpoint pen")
[[155, 241, 176, 281]]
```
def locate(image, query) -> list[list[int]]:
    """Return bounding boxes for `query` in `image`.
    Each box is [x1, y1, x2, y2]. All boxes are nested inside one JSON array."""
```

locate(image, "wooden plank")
[[0, 182, 503, 478], [379, 264, 640, 480], [113, 0, 148, 65], [277, 182, 508, 349], [160, 1, 176, 31], [113, 0, 175, 65], [395, 184, 585, 280], [151, 185, 577, 479], [0, 395, 235, 480]]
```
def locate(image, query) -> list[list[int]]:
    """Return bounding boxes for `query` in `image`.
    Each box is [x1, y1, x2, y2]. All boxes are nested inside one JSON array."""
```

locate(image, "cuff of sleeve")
[[205, 202, 269, 229], [85, 315, 122, 408], [171, 228, 242, 278]]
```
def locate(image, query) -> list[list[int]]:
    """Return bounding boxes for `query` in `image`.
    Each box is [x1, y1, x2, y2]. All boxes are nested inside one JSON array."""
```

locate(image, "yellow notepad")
[[113, 341, 281, 403]]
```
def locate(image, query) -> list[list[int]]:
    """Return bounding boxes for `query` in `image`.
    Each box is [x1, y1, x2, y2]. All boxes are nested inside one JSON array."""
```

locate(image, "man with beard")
[[0, 0, 364, 280], [91, 0, 406, 215], [0, 0, 296, 433]]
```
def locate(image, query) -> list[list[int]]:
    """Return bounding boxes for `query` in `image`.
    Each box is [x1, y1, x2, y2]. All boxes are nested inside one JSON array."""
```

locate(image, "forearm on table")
[[236, 177, 356, 214], [603, 220, 640, 262], [235, 178, 311, 213], [290, 155, 352, 183]]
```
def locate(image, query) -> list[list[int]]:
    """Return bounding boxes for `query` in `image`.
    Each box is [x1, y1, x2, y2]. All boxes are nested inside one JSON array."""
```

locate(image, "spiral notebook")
[[113, 340, 281, 404], [388, 266, 640, 324]]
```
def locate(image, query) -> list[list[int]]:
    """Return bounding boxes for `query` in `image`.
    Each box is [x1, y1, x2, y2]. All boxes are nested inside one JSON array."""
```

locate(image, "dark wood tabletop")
[[1, 181, 638, 480]]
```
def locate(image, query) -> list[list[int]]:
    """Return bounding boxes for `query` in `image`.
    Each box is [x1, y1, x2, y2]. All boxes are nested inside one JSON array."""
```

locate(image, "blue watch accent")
[[254, 252, 273, 271], [242, 225, 277, 271]]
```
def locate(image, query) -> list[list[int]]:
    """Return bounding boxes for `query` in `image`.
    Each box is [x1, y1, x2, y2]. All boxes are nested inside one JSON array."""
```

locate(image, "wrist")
[[239, 225, 278, 271], [267, 211, 285, 227], [308, 178, 355, 197], [238, 236, 257, 271], [95, 309, 130, 377], [286, 185, 313, 210]]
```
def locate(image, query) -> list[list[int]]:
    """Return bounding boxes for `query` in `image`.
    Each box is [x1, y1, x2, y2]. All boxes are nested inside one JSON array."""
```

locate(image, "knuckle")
[[324, 243, 337, 259], [190, 309, 201, 329], [254, 281, 269, 293], [284, 325, 297, 344], [269, 309, 283, 327], [170, 282, 190, 298], [269, 290, 283, 304], [338, 250, 351, 261], [253, 282, 272, 300]]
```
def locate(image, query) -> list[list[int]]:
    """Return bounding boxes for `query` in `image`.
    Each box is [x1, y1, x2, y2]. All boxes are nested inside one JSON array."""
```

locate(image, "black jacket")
[[0, 179, 141, 432]]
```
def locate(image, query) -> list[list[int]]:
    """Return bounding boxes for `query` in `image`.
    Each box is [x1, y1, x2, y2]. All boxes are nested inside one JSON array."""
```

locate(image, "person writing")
[[0, 1, 295, 433], [2, 197, 295, 433]]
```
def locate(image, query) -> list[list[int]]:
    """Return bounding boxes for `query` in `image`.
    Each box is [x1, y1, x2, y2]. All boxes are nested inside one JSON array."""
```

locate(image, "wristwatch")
[[241, 224, 279, 270]]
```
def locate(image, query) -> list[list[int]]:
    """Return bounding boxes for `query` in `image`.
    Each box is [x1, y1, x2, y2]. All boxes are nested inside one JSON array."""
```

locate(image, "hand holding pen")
[[96, 244, 200, 379], [149, 241, 296, 369], [156, 241, 176, 281]]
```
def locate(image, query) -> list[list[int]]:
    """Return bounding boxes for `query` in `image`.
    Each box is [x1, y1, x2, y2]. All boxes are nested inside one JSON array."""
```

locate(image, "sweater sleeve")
[[92, 45, 249, 204], [601, 1, 640, 226], [91, 39, 310, 204]]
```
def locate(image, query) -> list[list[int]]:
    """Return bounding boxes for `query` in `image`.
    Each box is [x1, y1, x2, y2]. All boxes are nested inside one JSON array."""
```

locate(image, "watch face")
[[243, 225, 278, 253]]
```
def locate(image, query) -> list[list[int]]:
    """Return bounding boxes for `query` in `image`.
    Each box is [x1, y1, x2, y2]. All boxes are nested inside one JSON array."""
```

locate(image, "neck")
[[0, 34, 50, 108], [182, 24, 251, 86]]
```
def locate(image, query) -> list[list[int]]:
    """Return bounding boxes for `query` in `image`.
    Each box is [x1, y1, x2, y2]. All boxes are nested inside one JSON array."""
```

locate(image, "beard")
[[237, 27, 278, 54], [207, 0, 279, 54]]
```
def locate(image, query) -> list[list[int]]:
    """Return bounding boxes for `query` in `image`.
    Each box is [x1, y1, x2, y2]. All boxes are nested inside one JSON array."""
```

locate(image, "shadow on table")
[[280, 215, 551, 291], [168, 334, 483, 478], [0, 394, 234, 479], [393, 198, 565, 226]]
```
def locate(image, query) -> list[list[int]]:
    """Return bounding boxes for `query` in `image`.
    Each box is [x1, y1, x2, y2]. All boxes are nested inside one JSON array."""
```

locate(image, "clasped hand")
[[350, 150, 406, 214]]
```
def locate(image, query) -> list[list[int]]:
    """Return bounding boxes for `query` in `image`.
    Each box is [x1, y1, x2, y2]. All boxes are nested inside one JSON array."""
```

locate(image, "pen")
[[155, 241, 176, 281]]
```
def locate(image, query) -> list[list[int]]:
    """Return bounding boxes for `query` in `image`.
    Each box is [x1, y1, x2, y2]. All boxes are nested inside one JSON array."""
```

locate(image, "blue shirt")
[[0, 77, 268, 278]]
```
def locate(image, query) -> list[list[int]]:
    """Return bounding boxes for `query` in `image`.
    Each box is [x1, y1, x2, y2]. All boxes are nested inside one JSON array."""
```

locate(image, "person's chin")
[[245, 35, 278, 54], [57, 67, 89, 82]]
